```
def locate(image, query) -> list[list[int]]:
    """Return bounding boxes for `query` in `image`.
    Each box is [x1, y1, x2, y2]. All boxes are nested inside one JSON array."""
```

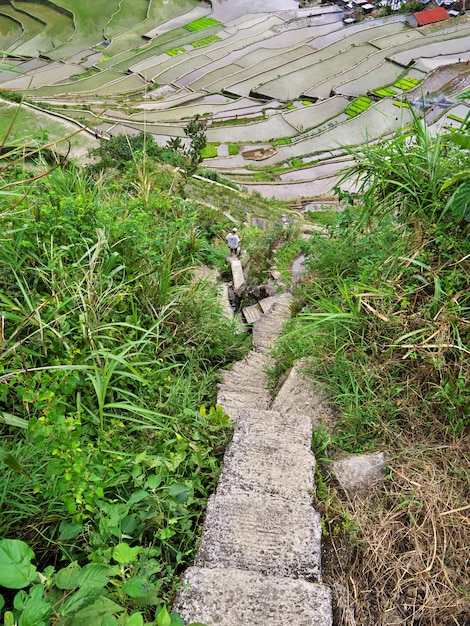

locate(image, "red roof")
[[413, 7, 449, 26]]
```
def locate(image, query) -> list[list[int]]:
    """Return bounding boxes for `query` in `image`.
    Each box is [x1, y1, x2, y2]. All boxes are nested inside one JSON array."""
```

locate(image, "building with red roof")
[[408, 6, 449, 26]]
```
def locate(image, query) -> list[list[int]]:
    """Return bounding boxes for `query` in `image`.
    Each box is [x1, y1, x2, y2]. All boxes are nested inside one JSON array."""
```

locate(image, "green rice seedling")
[[185, 17, 220, 32]]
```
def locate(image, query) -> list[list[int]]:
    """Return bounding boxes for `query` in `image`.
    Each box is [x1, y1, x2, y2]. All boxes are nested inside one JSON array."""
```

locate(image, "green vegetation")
[[185, 17, 221, 32], [228, 144, 239, 156], [344, 96, 372, 117], [273, 137, 292, 146], [201, 143, 219, 159], [166, 46, 187, 57], [270, 113, 469, 624], [0, 129, 248, 625], [393, 77, 421, 91], [373, 86, 396, 97], [191, 35, 221, 48]]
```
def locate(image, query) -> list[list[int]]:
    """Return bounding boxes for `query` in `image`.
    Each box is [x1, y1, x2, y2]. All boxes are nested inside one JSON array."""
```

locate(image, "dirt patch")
[[241, 147, 277, 161], [411, 63, 470, 98]]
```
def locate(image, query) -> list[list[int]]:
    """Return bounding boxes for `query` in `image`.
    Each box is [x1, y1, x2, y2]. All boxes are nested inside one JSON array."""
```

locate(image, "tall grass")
[[272, 114, 470, 625]]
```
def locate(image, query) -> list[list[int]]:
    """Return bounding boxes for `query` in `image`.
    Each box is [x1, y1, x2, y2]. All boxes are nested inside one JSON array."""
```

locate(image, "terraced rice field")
[[1, 0, 469, 200]]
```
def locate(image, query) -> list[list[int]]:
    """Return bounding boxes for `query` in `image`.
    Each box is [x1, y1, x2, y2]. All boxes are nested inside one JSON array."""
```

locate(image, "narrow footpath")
[[173, 259, 332, 625]]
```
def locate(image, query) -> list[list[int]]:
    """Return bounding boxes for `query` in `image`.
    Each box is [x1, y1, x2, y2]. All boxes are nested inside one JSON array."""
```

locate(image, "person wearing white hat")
[[226, 227, 240, 256]]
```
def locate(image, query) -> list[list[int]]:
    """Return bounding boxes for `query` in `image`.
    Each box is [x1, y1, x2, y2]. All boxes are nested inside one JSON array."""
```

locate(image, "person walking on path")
[[226, 227, 240, 256]]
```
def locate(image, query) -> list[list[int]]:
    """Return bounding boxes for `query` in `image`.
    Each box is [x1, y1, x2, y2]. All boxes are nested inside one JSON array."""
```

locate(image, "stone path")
[[173, 291, 332, 625]]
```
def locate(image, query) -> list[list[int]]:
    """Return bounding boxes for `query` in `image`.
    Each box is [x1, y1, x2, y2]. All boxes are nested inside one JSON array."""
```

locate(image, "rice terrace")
[[0, 0, 469, 625], [1, 0, 470, 199]]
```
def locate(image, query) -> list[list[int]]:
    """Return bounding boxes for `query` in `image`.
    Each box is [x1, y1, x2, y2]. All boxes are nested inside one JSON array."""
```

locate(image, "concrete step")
[[271, 358, 335, 428], [195, 493, 322, 581], [216, 396, 271, 421], [216, 435, 315, 503], [235, 408, 313, 448], [242, 303, 263, 324], [217, 380, 269, 395], [173, 567, 333, 626], [219, 370, 269, 389], [224, 351, 274, 372], [258, 293, 291, 314], [252, 308, 292, 351], [228, 256, 245, 293]]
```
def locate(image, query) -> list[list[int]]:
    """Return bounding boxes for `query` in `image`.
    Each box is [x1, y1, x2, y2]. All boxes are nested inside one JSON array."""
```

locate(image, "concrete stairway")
[[172, 293, 332, 626]]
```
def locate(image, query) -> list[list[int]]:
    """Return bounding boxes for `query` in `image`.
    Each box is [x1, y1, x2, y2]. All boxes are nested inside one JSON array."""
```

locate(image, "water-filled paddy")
[[0, 14, 23, 48]]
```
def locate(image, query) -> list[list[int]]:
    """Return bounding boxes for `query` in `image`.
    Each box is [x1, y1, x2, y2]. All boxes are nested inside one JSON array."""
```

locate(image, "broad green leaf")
[[65, 596, 124, 625], [112, 543, 141, 565], [122, 576, 147, 598], [4, 611, 16, 626], [59, 587, 101, 617], [125, 612, 144, 626], [58, 522, 83, 540], [120, 514, 139, 535], [77, 563, 114, 589], [18, 598, 51, 626], [55, 562, 81, 590], [127, 490, 149, 505], [146, 474, 162, 490], [0, 539, 37, 589], [168, 482, 191, 504], [0, 593, 5, 612], [169, 614, 184, 626], [156, 605, 171, 626]]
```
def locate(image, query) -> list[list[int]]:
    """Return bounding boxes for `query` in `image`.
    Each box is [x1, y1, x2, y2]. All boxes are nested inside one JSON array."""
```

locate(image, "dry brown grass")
[[319, 436, 470, 626]]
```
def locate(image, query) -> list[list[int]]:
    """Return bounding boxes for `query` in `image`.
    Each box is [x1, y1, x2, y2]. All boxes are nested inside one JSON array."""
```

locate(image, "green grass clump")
[[185, 17, 221, 31], [228, 144, 239, 156], [273, 137, 292, 146]]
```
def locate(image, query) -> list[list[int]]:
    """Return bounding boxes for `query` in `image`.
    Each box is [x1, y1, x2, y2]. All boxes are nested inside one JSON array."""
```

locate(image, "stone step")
[[228, 256, 245, 293], [217, 380, 269, 395], [258, 293, 292, 314], [271, 358, 335, 428], [252, 312, 291, 351], [216, 436, 315, 503], [242, 303, 263, 324], [216, 396, 271, 421], [173, 567, 333, 626], [235, 408, 313, 448], [219, 370, 269, 389], [195, 494, 322, 581], [223, 351, 274, 372]]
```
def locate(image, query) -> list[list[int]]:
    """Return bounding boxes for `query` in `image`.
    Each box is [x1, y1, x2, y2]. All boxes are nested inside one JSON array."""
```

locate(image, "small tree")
[[183, 114, 207, 177]]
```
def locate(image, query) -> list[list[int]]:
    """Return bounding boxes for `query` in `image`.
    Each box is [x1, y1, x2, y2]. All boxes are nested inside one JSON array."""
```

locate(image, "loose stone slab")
[[173, 567, 333, 626], [242, 303, 263, 324], [333, 451, 388, 494], [216, 436, 315, 503], [235, 408, 313, 448], [195, 494, 322, 581], [228, 256, 245, 292]]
